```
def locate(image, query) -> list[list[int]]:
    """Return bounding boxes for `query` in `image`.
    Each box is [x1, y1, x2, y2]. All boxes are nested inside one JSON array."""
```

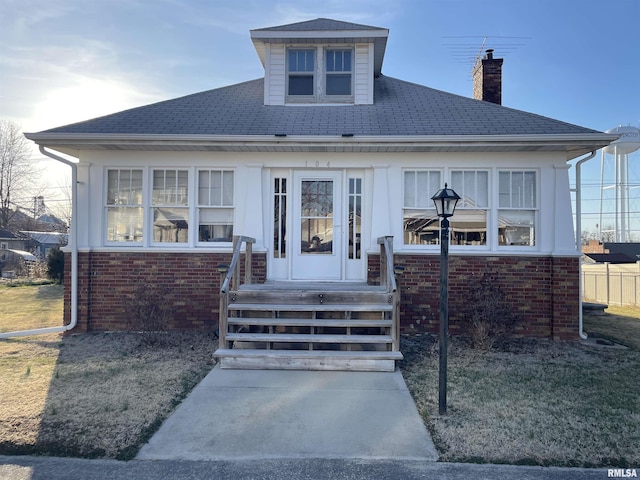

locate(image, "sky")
[[1, 0, 639, 236]]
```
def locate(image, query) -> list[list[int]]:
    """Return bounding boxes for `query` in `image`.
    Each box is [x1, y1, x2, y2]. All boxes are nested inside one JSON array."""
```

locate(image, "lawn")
[[400, 335, 640, 467], [401, 304, 640, 468], [0, 283, 64, 332], [0, 283, 216, 459], [1, 284, 639, 466]]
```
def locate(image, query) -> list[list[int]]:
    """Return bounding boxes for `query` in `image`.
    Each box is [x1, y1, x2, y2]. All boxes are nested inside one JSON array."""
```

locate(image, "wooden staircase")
[[213, 236, 402, 372]]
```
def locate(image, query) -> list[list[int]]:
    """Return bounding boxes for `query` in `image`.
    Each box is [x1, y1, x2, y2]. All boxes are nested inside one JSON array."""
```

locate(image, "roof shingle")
[[39, 75, 602, 137]]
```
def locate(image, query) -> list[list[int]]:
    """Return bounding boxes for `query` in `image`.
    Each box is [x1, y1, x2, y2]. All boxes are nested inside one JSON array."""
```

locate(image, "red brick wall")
[[368, 253, 580, 340], [63, 251, 266, 332], [64, 251, 578, 340]]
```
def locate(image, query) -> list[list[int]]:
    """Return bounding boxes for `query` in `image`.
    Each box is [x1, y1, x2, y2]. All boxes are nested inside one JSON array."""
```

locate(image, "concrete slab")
[[136, 366, 438, 461]]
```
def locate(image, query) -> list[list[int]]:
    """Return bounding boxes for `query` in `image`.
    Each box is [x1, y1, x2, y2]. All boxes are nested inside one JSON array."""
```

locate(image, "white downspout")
[[0, 146, 78, 339], [574, 150, 597, 340]]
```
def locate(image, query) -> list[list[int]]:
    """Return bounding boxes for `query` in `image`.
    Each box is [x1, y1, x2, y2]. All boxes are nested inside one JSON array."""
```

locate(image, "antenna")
[[442, 35, 530, 75]]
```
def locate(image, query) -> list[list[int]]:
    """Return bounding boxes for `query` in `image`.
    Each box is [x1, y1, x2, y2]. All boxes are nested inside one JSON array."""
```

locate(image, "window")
[[348, 178, 362, 259], [106, 169, 143, 243], [326, 49, 352, 96], [152, 169, 189, 243], [498, 171, 537, 246], [450, 171, 489, 246], [198, 170, 234, 243], [288, 49, 315, 96], [273, 177, 287, 258], [403, 170, 441, 245]]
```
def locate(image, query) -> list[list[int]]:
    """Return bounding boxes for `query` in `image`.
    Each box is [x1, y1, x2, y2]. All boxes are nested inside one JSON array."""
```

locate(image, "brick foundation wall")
[[63, 251, 266, 332], [63, 251, 578, 340], [368, 253, 580, 341]]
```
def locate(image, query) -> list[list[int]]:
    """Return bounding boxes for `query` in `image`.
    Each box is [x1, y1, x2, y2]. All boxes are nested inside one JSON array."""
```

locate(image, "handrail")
[[220, 235, 256, 293], [377, 236, 397, 293]]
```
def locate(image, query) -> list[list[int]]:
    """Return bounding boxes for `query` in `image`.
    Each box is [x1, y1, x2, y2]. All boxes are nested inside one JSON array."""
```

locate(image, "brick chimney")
[[472, 49, 503, 105]]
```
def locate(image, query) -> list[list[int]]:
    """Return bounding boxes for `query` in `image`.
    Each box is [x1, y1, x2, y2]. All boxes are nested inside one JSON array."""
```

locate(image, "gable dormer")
[[250, 18, 388, 106]]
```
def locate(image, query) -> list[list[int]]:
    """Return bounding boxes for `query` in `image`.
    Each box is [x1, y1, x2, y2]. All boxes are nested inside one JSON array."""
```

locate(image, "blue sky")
[[1, 0, 639, 235]]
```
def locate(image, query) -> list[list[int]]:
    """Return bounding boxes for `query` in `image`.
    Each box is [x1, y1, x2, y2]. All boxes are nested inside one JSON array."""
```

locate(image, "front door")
[[291, 171, 343, 280]]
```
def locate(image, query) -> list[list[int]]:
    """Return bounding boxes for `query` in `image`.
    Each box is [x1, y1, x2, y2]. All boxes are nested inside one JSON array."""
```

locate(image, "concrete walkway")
[[136, 365, 438, 461]]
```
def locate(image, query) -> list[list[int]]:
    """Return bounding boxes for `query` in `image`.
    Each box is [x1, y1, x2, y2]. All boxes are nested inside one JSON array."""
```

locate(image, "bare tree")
[[0, 120, 38, 228]]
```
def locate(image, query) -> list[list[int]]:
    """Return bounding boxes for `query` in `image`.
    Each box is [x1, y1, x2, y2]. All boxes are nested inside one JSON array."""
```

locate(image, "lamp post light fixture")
[[431, 183, 460, 415]]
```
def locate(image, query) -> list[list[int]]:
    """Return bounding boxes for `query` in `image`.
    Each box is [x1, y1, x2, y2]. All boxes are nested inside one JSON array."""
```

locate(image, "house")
[[25, 18, 615, 370], [20, 231, 69, 260]]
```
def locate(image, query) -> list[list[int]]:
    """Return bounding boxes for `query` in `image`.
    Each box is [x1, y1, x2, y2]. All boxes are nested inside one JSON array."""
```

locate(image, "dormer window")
[[288, 49, 315, 96], [326, 49, 352, 96], [286, 47, 354, 103]]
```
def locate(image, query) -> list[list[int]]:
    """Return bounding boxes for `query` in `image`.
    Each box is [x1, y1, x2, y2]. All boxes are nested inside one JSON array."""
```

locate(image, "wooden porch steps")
[[215, 349, 403, 372], [215, 285, 401, 371], [214, 236, 402, 372]]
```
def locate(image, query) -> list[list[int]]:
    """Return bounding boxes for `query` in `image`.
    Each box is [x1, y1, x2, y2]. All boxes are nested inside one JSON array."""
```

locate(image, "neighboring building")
[[26, 19, 615, 350], [0, 228, 27, 253], [583, 241, 640, 264], [21, 231, 69, 260]]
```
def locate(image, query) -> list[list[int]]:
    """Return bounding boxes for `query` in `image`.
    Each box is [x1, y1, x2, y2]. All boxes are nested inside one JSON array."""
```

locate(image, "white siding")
[[265, 44, 285, 105], [354, 43, 373, 105]]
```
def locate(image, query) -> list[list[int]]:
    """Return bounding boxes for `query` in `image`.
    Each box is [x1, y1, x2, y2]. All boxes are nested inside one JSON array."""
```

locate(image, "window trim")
[[104, 167, 145, 245], [449, 169, 490, 249], [496, 169, 539, 249], [285, 45, 355, 104], [196, 168, 235, 246], [400, 168, 540, 251], [150, 168, 190, 245]]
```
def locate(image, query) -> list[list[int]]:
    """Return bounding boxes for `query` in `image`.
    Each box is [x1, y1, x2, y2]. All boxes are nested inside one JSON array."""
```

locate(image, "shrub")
[[124, 278, 173, 345], [46, 246, 65, 283], [462, 272, 521, 350]]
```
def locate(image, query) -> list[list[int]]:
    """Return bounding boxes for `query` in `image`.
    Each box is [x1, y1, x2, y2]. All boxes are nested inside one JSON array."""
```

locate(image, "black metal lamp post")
[[431, 183, 460, 415]]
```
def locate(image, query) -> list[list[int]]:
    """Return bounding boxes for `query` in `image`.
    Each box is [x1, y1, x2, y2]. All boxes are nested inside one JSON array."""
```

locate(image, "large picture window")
[[498, 171, 537, 246], [106, 169, 143, 243], [198, 170, 234, 243], [152, 169, 189, 243], [450, 170, 489, 246], [403, 170, 441, 245]]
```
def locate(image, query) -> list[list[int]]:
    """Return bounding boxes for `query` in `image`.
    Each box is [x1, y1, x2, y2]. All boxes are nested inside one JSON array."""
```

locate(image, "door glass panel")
[[300, 180, 333, 254]]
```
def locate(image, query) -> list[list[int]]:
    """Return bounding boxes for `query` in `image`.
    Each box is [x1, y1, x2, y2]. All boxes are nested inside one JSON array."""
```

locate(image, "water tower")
[[599, 126, 640, 242]]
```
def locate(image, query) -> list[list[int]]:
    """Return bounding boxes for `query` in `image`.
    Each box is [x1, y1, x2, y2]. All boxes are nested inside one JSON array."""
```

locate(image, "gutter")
[[574, 150, 598, 340], [0, 146, 78, 339]]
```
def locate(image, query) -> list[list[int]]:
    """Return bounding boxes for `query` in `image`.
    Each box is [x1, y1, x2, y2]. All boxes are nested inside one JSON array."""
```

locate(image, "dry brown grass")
[[0, 283, 64, 332], [401, 334, 640, 467], [0, 332, 216, 459], [0, 284, 216, 459], [584, 305, 640, 350]]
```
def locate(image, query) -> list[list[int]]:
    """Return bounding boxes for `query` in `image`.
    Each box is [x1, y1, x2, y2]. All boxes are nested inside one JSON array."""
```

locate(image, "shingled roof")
[[251, 17, 384, 32], [36, 75, 603, 137]]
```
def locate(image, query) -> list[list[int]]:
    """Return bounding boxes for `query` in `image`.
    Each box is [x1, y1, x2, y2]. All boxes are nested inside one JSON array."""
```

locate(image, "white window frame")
[[151, 169, 190, 245], [402, 169, 442, 247], [497, 170, 538, 248], [196, 169, 235, 246], [286, 48, 316, 100], [104, 168, 144, 245], [449, 170, 490, 249], [285, 46, 355, 104], [325, 48, 353, 99]]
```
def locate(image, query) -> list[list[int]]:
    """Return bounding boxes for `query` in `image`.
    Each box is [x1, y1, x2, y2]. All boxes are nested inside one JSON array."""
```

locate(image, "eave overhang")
[[25, 133, 618, 161]]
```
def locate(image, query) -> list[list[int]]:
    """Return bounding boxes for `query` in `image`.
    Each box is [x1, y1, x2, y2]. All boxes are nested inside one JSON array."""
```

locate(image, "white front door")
[[291, 171, 343, 280]]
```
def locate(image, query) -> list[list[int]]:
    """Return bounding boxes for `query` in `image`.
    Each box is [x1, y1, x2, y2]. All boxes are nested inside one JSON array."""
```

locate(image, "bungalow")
[[25, 18, 615, 370]]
